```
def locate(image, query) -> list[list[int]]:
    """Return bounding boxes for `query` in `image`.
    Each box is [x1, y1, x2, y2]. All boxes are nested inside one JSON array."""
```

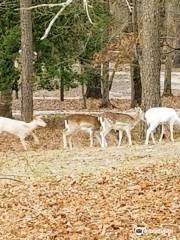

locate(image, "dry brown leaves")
[[0, 162, 179, 239], [93, 33, 134, 64], [13, 96, 180, 112], [13, 98, 132, 112]]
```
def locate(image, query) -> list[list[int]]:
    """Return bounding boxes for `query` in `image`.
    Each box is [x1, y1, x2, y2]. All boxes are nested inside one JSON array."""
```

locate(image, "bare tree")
[[20, 0, 33, 122], [141, 0, 161, 111]]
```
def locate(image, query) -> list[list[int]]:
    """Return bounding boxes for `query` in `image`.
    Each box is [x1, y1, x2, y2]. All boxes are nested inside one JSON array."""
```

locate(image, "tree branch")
[[21, 3, 67, 10], [40, 0, 74, 40], [21, 0, 93, 40], [0, 177, 23, 183], [124, 0, 132, 13], [165, 40, 180, 51], [83, 0, 93, 24]]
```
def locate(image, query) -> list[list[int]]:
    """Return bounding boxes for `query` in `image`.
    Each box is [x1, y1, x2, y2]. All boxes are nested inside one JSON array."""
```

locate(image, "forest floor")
[[0, 140, 179, 239], [1, 98, 180, 239], [0, 68, 180, 239]]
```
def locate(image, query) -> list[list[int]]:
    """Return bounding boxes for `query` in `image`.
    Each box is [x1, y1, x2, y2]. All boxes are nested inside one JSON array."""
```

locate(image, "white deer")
[[145, 107, 180, 144], [63, 114, 104, 148], [0, 116, 47, 150], [99, 107, 144, 147]]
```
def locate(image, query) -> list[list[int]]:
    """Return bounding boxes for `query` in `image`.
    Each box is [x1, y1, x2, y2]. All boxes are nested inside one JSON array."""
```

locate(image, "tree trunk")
[[173, 1, 180, 67], [163, 55, 173, 96], [174, 23, 180, 67], [130, 0, 142, 107], [82, 83, 87, 109], [100, 0, 111, 108], [141, 0, 161, 111], [101, 62, 111, 108], [20, 0, 33, 122], [79, 62, 87, 108], [60, 65, 64, 101], [130, 58, 142, 107], [163, 0, 176, 96], [0, 90, 12, 118], [86, 65, 102, 99]]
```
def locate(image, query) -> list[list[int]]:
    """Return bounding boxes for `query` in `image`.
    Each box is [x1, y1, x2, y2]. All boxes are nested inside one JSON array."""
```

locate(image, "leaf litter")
[[0, 96, 179, 239]]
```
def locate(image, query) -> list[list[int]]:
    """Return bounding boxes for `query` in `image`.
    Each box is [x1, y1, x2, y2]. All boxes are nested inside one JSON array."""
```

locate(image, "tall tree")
[[141, 0, 161, 111], [20, 0, 33, 122], [173, 1, 180, 67], [101, 62, 111, 107], [130, 0, 142, 107], [163, 0, 176, 96], [100, 0, 111, 108]]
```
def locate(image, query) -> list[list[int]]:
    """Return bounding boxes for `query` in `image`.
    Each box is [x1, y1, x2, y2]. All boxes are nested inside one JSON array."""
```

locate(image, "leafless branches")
[[124, 0, 132, 13], [0, 177, 23, 183], [24, 3, 68, 10], [21, 0, 93, 40], [83, 0, 93, 24], [41, 0, 74, 40]]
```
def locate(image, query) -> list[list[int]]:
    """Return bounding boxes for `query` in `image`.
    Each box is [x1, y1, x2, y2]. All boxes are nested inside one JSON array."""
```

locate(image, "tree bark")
[[101, 62, 111, 108], [141, 0, 161, 111], [100, 0, 111, 108], [163, 0, 175, 96], [60, 65, 64, 101], [130, 58, 142, 107], [130, 0, 142, 107], [174, 23, 180, 67], [20, 0, 33, 122], [0, 90, 12, 118], [163, 55, 173, 96], [82, 83, 87, 109]]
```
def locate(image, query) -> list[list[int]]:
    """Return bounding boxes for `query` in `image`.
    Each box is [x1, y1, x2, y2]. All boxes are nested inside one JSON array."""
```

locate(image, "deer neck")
[[26, 120, 38, 131], [132, 113, 141, 127]]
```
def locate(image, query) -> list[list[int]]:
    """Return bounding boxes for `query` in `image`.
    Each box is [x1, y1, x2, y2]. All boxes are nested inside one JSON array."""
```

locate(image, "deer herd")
[[0, 107, 180, 150]]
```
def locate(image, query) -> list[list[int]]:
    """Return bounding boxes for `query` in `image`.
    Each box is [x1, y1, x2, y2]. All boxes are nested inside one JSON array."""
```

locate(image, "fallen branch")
[[0, 177, 23, 183]]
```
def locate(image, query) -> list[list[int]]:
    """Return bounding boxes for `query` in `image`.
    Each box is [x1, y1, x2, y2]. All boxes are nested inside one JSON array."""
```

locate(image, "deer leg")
[[63, 129, 69, 148], [89, 129, 94, 147], [125, 129, 132, 146], [68, 135, 73, 149], [118, 130, 123, 147], [31, 132, 40, 144], [100, 127, 111, 148], [169, 121, 175, 142], [19, 137, 28, 151], [145, 123, 158, 145], [159, 124, 165, 143], [63, 129, 73, 148], [150, 132, 156, 144], [95, 131, 103, 147]]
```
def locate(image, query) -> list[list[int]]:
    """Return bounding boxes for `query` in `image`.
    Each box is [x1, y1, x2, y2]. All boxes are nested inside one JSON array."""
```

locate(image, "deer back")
[[66, 114, 101, 130]]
